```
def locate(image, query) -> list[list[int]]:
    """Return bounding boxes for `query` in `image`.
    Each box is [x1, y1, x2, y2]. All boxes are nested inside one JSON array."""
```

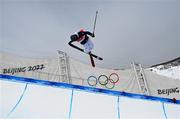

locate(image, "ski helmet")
[[79, 28, 85, 32]]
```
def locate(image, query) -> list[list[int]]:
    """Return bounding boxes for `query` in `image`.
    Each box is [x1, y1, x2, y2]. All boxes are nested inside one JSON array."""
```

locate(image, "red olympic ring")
[[109, 73, 119, 84]]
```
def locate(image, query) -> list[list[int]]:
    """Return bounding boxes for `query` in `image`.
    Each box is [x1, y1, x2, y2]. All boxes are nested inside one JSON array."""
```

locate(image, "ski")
[[89, 52, 95, 67], [68, 41, 103, 60]]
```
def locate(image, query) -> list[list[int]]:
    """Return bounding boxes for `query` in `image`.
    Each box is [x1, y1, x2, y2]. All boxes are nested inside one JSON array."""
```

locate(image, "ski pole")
[[93, 11, 98, 34]]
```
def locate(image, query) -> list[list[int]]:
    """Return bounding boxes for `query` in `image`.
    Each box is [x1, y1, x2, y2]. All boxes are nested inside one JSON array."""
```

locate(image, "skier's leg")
[[83, 44, 89, 53], [88, 39, 94, 51], [83, 39, 94, 53]]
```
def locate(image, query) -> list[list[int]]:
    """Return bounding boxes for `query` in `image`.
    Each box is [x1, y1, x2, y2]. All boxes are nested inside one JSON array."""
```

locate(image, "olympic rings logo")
[[87, 73, 119, 89]]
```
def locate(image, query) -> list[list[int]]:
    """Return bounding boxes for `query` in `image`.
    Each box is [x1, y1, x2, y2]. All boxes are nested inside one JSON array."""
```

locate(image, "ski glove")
[[91, 33, 95, 38]]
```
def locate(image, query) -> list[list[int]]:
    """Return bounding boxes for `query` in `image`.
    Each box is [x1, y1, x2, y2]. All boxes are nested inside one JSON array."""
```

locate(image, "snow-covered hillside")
[[149, 57, 180, 80], [150, 66, 180, 80]]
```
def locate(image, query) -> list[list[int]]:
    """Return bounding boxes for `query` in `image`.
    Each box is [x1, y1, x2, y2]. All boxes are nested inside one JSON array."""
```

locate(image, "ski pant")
[[83, 39, 94, 53]]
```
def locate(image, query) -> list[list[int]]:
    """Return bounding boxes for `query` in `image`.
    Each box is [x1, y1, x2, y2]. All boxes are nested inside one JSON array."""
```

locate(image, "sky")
[[0, 0, 180, 69]]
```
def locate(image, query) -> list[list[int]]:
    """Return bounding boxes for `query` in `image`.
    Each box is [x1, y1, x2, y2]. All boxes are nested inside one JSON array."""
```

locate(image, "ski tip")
[[97, 57, 103, 60], [99, 58, 103, 60]]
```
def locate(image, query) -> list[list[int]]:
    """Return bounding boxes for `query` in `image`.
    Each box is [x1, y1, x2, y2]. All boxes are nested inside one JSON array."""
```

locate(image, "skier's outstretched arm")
[[68, 40, 84, 52], [68, 40, 74, 46], [84, 31, 95, 37]]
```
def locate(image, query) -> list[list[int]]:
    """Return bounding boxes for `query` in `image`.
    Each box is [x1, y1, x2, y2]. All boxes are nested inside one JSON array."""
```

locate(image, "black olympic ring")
[[98, 75, 109, 85], [87, 73, 119, 89]]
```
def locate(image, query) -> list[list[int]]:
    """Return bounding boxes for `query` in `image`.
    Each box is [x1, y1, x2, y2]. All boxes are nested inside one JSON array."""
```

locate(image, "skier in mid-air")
[[68, 11, 102, 67], [70, 29, 95, 54]]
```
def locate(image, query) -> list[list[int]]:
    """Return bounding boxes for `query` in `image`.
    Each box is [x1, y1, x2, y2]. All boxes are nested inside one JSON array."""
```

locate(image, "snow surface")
[[1, 78, 179, 119]]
